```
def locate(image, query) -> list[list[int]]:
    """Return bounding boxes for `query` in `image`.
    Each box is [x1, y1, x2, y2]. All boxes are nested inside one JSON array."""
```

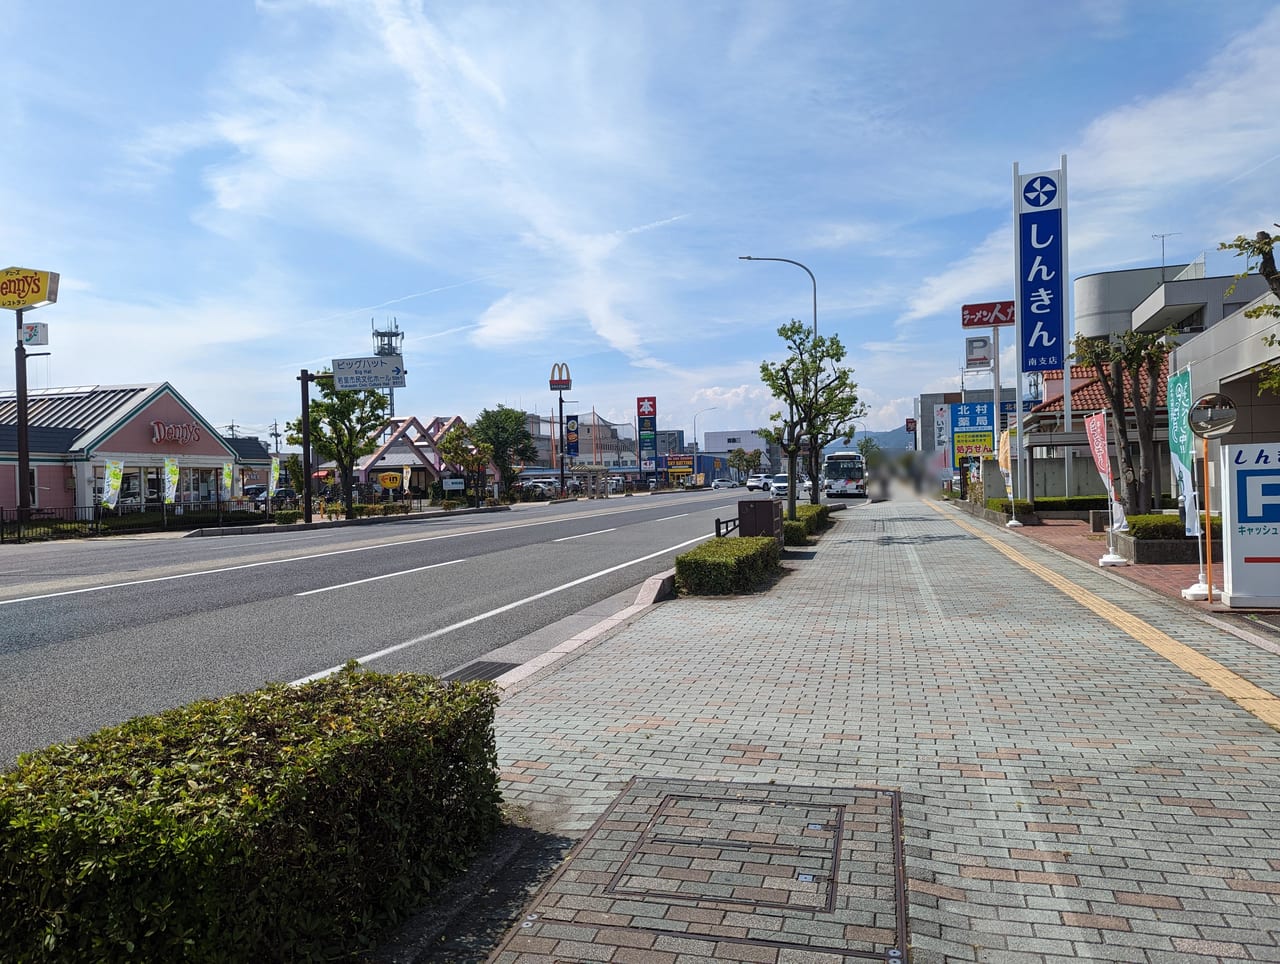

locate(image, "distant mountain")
[[823, 428, 914, 454]]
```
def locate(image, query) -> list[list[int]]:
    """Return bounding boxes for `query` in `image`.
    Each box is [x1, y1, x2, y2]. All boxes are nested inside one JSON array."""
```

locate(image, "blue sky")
[[4, 1, 1278, 448]]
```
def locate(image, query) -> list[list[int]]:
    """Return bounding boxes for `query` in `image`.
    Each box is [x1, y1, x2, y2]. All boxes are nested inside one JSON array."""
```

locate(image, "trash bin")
[[738, 499, 783, 543]]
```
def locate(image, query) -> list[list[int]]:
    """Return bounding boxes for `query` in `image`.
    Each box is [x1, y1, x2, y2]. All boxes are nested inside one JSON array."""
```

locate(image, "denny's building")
[[0, 383, 270, 510]]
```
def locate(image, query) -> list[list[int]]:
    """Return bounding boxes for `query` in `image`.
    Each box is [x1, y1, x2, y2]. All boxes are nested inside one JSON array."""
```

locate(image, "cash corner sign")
[[1, 266, 60, 310]]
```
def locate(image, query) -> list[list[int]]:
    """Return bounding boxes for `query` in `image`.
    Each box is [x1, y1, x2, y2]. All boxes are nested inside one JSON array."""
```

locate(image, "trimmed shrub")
[[0, 668, 502, 963], [1126, 513, 1222, 540], [984, 498, 1035, 516], [783, 519, 809, 545], [793, 503, 831, 534], [675, 536, 780, 595], [441, 500, 461, 512], [273, 509, 302, 524]]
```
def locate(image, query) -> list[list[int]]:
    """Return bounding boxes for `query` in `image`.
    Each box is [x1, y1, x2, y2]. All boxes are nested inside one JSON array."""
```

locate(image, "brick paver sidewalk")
[[490, 493, 1280, 962]]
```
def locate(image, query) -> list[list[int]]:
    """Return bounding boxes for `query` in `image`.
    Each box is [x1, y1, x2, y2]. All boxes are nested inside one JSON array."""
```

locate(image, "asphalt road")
[[0, 490, 796, 765]]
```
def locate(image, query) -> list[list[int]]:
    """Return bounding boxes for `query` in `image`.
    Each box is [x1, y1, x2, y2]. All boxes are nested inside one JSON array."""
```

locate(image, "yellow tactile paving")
[[934, 503, 1280, 732]]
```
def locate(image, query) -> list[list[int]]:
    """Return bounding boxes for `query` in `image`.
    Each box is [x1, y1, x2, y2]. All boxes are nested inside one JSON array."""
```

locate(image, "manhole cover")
[[492, 777, 909, 961]]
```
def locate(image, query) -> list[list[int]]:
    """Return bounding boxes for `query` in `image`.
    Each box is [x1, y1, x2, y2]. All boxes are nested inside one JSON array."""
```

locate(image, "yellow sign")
[[0, 267, 59, 310], [378, 472, 401, 489], [953, 431, 993, 468]]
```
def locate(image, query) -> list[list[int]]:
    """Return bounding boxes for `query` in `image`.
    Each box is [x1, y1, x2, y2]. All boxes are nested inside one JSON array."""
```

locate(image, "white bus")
[[823, 451, 867, 498]]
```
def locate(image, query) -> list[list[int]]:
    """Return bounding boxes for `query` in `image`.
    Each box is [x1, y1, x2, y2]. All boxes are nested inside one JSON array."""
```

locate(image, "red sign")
[[905, 418, 917, 433], [961, 301, 1015, 328], [636, 396, 657, 418]]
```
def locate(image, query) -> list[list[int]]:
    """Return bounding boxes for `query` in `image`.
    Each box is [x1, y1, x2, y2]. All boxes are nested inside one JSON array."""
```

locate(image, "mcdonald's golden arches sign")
[[549, 362, 572, 391]]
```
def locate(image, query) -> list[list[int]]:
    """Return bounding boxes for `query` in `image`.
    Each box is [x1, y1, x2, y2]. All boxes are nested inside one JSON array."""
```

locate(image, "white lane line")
[[291, 532, 712, 685], [653, 514, 689, 522], [296, 559, 464, 596], [553, 528, 617, 543], [0, 501, 713, 606], [0, 517, 570, 606]]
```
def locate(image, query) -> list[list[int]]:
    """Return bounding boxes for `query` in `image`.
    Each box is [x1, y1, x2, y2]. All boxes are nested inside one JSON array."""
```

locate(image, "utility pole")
[[270, 420, 282, 452]]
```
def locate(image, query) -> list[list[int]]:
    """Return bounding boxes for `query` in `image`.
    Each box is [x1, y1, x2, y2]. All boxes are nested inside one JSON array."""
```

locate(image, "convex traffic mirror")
[[1188, 393, 1237, 439]]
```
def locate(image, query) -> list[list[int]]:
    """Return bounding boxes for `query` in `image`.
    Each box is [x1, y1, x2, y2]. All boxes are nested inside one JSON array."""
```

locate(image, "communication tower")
[[372, 317, 404, 419]]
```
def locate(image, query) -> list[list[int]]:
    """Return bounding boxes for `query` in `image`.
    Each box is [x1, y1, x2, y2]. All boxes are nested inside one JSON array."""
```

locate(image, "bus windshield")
[[825, 456, 864, 480]]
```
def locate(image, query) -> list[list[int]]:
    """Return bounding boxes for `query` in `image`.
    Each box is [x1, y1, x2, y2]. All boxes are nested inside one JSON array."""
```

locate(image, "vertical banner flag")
[[1167, 366, 1202, 536], [102, 460, 124, 509], [270, 457, 280, 499], [221, 463, 234, 501], [402, 465, 411, 493], [1084, 412, 1128, 531], [997, 428, 1014, 502], [565, 415, 579, 459], [163, 458, 179, 504], [932, 403, 951, 478], [1015, 166, 1066, 373]]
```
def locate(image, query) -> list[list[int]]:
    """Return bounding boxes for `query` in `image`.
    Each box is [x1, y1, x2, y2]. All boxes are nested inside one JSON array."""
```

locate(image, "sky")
[[3, 1, 1278, 449]]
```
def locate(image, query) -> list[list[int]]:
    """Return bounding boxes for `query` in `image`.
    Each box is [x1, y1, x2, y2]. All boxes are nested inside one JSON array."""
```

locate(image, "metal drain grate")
[[441, 660, 520, 682]]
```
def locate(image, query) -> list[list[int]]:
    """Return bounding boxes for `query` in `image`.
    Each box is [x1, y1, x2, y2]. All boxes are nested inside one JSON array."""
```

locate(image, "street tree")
[[283, 453, 303, 493], [436, 424, 494, 508], [285, 377, 388, 518], [1072, 328, 1174, 515], [471, 405, 538, 496], [1219, 226, 1280, 396], [856, 435, 882, 468], [759, 320, 864, 517], [727, 447, 761, 482]]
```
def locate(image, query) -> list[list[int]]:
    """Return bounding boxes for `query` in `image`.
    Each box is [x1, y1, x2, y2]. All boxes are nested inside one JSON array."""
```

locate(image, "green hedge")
[[273, 509, 302, 524], [783, 519, 809, 545], [675, 536, 780, 595], [1, 668, 502, 962], [984, 498, 1035, 516], [1032, 495, 1176, 511], [793, 503, 832, 534], [1126, 513, 1222, 540], [1026, 495, 1110, 511]]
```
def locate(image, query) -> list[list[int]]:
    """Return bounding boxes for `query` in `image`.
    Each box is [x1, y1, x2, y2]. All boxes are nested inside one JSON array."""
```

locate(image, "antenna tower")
[[372, 317, 405, 420]]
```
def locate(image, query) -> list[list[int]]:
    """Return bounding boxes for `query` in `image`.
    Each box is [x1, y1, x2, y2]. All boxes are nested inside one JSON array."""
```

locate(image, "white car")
[[770, 473, 790, 498], [745, 474, 770, 491], [711, 478, 736, 490]]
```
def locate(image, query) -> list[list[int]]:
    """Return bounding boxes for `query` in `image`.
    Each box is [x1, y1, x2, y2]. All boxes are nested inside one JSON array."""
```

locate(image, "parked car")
[[253, 486, 298, 508], [770, 473, 790, 498], [745, 474, 770, 491], [711, 478, 736, 490]]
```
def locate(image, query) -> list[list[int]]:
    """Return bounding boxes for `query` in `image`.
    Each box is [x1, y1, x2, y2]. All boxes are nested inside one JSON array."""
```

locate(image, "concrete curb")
[[494, 569, 677, 696]]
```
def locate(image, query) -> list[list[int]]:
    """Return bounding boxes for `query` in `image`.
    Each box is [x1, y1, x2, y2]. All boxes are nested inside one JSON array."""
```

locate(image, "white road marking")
[[0, 500, 713, 606], [295, 558, 464, 596], [291, 532, 712, 685], [553, 528, 617, 543]]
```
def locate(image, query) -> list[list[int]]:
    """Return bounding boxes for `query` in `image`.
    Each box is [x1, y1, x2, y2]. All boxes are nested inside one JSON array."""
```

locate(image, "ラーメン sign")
[[0, 266, 60, 310]]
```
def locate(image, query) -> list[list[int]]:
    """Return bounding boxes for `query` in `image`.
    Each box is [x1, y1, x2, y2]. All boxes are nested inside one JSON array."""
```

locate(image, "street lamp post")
[[691, 406, 716, 485], [739, 256, 819, 500]]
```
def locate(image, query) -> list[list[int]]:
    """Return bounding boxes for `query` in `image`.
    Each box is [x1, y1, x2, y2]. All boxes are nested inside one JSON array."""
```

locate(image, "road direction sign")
[[332, 354, 404, 390]]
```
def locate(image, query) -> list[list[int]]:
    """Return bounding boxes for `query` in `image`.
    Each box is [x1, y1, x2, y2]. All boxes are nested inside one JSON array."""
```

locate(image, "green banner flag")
[[1167, 366, 1201, 536]]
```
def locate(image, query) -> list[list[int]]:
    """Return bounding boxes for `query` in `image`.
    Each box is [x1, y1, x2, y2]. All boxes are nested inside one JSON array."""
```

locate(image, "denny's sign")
[[1, 266, 60, 310]]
